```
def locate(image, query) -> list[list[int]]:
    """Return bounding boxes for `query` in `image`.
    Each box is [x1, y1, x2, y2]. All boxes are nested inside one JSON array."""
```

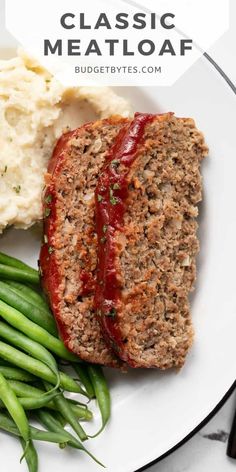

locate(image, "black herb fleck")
[[105, 308, 117, 318], [13, 185, 21, 194], [1, 165, 7, 177]]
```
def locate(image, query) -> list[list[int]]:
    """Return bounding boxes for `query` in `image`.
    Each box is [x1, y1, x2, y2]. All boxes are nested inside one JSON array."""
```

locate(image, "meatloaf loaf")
[[95, 112, 208, 368], [39, 116, 130, 366]]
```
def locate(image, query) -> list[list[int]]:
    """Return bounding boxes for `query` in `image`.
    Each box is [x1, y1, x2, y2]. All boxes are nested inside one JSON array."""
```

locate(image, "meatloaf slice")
[[95, 112, 208, 369], [39, 116, 130, 366]]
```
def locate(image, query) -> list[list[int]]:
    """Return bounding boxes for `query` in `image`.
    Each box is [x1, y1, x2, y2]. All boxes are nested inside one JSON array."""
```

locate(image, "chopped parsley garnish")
[[112, 183, 120, 190], [110, 196, 118, 205], [105, 308, 117, 318], [100, 236, 107, 244], [111, 160, 119, 168], [44, 194, 52, 204], [13, 185, 21, 194], [109, 188, 118, 205], [44, 208, 51, 217], [48, 246, 54, 254], [97, 194, 103, 202], [102, 225, 108, 233]]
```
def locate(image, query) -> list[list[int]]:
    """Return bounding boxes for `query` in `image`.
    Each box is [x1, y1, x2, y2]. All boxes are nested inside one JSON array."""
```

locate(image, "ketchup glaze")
[[94, 113, 155, 359]]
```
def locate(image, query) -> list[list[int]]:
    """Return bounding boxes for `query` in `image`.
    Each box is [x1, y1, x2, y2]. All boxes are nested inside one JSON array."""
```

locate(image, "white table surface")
[[148, 1, 236, 470]]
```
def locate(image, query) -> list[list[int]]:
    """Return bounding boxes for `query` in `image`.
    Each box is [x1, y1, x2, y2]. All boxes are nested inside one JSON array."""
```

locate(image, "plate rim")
[[135, 52, 236, 472], [136, 381, 236, 471]]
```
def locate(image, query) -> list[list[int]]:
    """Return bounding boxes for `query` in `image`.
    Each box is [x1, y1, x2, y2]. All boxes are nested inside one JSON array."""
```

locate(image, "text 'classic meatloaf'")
[[95, 113, 208, 368], [40, 116, 130, 366]]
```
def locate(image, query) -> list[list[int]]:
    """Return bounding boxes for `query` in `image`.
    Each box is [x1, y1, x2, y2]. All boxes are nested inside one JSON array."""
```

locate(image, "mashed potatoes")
[[0, 52, 132, 232]]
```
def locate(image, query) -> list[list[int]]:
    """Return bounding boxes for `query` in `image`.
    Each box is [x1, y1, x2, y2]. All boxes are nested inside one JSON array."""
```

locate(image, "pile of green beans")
[[0, 251, 111, 471]]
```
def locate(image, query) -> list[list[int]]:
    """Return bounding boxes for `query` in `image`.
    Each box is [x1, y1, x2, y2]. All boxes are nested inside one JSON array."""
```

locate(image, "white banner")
[[5, 0, 229, 86]]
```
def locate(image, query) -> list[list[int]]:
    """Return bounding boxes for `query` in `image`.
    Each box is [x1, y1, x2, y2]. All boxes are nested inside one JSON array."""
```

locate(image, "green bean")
[[67, 398, 86, 406], [52, 410, 67, 427], [0, 281, 57, 336], [87, 365, 111, 436], [0, 299, 79, 362], [73, 364, 95, 399], [0, 411, 70, 444], [44, 382, 87, 441], [0, 264, 39, 285], [8, 380, 92, 420], [0, 372, 29, 446], [0, 358, 12, 366], [29, 427, 69, 444], [36, 410, 104, 467], [0, 391, 59, 410], [0, 341, 84, 393], [0, 321, 60, 390], [4, 281, 49, 312], [50, 402, 92, 421], [69, 405, 92, 421], [6, 381, 58, 408], [36, 409, 84, 449], [0, 252, 37, 275], [33, 401, 92, 420], [20, 438, 38, 472], [9, 381, 90, 415], [0, 366, 36, 382], [8, 380, 45, 398]]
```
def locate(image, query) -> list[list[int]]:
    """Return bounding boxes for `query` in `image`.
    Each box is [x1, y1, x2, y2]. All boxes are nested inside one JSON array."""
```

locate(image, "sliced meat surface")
[[95, 113, 208, 369], [39, 116, 129, 366]]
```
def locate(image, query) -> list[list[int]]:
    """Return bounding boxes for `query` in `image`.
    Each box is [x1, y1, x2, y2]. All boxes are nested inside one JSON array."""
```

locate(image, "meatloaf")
[[39, 116, 130, 366], [95, 112, 208, 368]]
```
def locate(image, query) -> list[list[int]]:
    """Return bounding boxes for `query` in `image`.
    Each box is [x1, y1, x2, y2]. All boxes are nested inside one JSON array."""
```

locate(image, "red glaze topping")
[[39, 117, 129, 351], [39, 129, 79, 345], [79, 270, 95, 297], [94, 113, 156, 362]]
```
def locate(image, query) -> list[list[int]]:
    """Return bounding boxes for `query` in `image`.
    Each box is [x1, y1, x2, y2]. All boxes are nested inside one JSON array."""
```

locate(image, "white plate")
[[0, 51, 236, 472]]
